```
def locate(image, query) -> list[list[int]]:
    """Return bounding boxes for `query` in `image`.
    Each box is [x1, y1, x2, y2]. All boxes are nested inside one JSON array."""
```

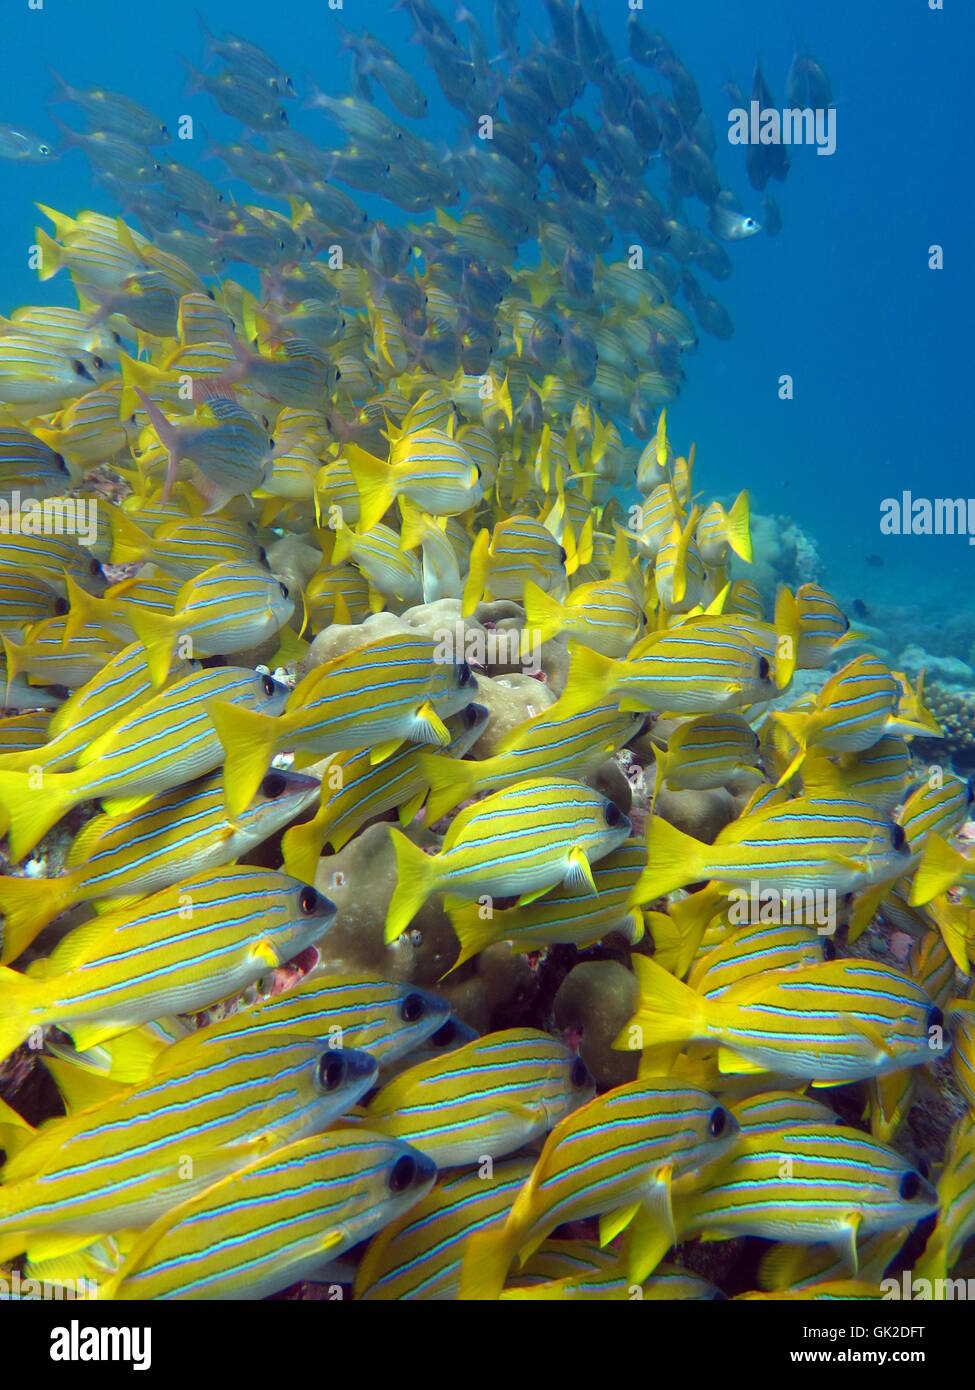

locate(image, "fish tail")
[[443, 899, 500, 974], [457, 1226, 517, 1301], [461, 528, 490, 618], [385, 829, 437, 943], [772, 709, 808, 785], [420, 752, 475, 825], [522, 579, 564, 647], [60, 573, 102, 644], [128, 607, 177, 688], [0, 769, 77, 863], [0, 633, 27, 686], [0, 1096, 34, 1162], [134, 389, 182, 504], [117, 352, 164, 421], [107, 504, 153, 566], [773, 585, 799, 689], [330, 521, 354, 567], [0, 966, 40, 1065], [346, 443, 396, 534], [725, 489, 752, 562], [281, 813, 328, 886], [207, 699, 282, 820], [561, 642, 618, 716], [635, 814, 705, 901], [0, 872, 76, 966], [648, 743, 668, 813], [910, 832, 968, 907], [32, 227, 63, 282], [617, 954, 705, 1049]]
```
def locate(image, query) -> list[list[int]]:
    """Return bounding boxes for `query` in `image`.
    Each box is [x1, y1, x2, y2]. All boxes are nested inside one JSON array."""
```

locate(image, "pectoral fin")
[[565, 846, 597, 893]]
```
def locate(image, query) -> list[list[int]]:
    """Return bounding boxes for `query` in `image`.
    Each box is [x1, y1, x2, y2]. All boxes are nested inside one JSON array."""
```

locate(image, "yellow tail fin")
[[207, 699, 281, 820], [725, 489, 752, 563], [0, 872, 77, 965], [385, 829, 438, 944], [461, 528, 491, 618], [910, 833, 969, 907], [420, 753, 477, 826], [0, 965, 43, 1064], [774, 586, 799, 690], [614, 954, 705, 1050], [346, 443, 397, 534], [0, 769, 77, 863], [521, 579, 565, 648], [128, 609, 178, 689], [457, 1226, 517, 1302], [560, 642, 618, 716], [633, 814, 706, 902]]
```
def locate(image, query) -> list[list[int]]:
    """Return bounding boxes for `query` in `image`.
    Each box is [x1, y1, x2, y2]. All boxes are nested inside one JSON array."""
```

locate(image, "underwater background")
[[3, 0, 973, 624], [1, 0, 975, 1308]]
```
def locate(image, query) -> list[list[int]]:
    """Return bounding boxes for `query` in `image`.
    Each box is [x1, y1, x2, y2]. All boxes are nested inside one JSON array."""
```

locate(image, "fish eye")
[[927, 1004, 944, 1033], [299, 885, 319, 914], [758, 655, 771, 681], [462, 703, 484, 729], [54, 452, 67, 470], [558, 546, 567, 564], [899, 1170, 922, 1201], [891, 824, 908, 853], [399, 992, 426, 1023], [457, 661, 474, 686], [92, 355, 104, 371], [334, 368, 342, 381], [278, 583, 290, 602], [388, 1154, 417, 1192], [571, 1057, 590, 1088], [54, 596, 69, 616], [431, 1020, 457, 1047], [261, 674, 276, 696], [709, 1106, 728, 1138], [160, 125, 169, 138], [39, 142, 51, 156], [207, 289, 216, 301], [89, 558, 102, 576], [72, 359, 86, 376], [822, 938, 837, 961], [317, 1052, 346, 1091], [604, 800, 623, 828], [261, 771, 287, 799], [268, 437, 275, 450]]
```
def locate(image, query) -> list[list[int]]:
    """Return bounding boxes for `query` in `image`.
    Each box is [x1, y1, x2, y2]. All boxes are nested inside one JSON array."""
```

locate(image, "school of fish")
[[0, 2, 972, 1303]]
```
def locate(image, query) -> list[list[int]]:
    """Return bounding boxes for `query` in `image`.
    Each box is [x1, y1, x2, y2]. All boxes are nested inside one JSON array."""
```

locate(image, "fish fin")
[[910, 833, 968, 907], [370, 737, 404, 765], [411, 700, 450, 748], [133, 389, 181, 505], [634, 815, 705, 902], [253, 938, 280, 970], [725, 489, 752, 563], [346, 443, 396, 534], [207, 698, 280, 819], [0, 872, 76, 965], [561, 642, 618, 717], [648, 743, 667, 814], [0, 769, 76, 863], [103, 1026, 170, 1084], [522, 579, 564, 646], [516, 884, 553, 908], [773, 586, 799, 689], [272, 624, 309, 668], [418, 753, 474, 825], [457, 1227, 515, 1302], [64, 1020, 130, 1054], [281, 818, 326, 885], [835, 1215, 861, 1277], [847, 882, 889, 943], [564, 846, 597, 894], [385, 829, 437, 943], [128, 608, 177, 689], [461, 528, 491, 618], [42, 1055, 129, 1114], [599, 1200, 642, 1247], [107, 503, 153, 567], [397, 789, 426, 828], [845, 1015, 896, 1060], [0, 1095, 35, 1162], [627, 1179, 676, 1283], [717, 1046, 769, 1075], [614, 955, 704, 1050], [442, 900, 501, 975]]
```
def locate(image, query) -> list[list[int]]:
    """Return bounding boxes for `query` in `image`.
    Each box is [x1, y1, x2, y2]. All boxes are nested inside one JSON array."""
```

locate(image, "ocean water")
[[1, 0, 972, 630]]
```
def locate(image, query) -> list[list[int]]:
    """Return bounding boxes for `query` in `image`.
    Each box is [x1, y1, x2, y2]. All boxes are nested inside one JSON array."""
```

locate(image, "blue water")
[[3, 0, 972, 624]]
